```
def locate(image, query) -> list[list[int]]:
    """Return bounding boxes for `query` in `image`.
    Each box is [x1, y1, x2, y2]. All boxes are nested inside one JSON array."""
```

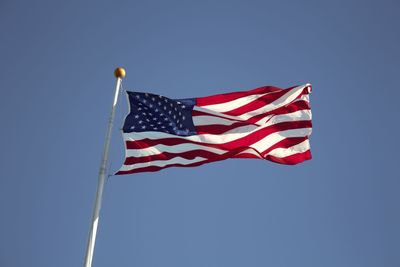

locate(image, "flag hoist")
[[83, 67, 126, 267]]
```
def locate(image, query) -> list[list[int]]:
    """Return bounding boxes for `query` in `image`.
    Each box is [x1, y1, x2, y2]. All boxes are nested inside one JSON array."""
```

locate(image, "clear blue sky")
[[1, 0, 399, 266]]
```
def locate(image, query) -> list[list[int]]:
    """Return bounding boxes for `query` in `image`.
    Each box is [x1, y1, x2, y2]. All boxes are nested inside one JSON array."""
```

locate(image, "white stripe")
[[193, 84, 308, 121], [293, 93, 310, 104], [125, 143, 227, 157], [193, 115, 236, 126], [256, 108, 311, 126], [222, 109, 311, 135], [267, 139, 310, 158], [119, 156, 207, 172], [200, 89, 279, 113], [250, 128, 312, 153]]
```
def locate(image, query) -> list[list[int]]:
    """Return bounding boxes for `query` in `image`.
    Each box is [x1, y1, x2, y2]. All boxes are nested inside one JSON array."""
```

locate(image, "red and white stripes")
[[116, 84, 312, 175]]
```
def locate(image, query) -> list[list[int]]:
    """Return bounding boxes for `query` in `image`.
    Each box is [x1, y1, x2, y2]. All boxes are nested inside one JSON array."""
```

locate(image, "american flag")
[[116, 84, 312, 175]]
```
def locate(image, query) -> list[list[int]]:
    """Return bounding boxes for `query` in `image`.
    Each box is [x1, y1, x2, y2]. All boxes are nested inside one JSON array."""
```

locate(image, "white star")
[[142, 125, 146, 129], [134, 115, 139, 119], [182, 105, 186, 108], [138, 120, 143, 124], [182, 116, 185, 120]]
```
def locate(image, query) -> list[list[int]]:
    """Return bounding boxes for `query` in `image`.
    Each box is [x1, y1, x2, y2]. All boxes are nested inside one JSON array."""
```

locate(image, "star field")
[[123, 91, 196, 136]]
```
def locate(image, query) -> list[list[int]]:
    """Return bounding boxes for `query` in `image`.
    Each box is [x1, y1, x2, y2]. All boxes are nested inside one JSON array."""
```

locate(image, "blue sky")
[[1, 0, 399, 266]]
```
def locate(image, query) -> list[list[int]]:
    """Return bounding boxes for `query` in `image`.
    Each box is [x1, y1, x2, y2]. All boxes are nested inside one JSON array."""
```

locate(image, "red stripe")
[[116, 160, 213, 175], [222, 89, 289, 116], [123, 149, 224, 165], [265, 150, 312, 165], [125, 120, 312, 151], [196, 85, 297, 106], [232, 153, 261, 159]]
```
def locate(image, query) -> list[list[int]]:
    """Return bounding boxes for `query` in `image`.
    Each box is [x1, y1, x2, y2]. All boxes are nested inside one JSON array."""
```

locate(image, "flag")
[[116, 84, 312, 175]]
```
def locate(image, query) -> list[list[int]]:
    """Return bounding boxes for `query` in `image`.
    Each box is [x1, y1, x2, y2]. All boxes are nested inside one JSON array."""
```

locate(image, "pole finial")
[[114, 67, 126, 79]]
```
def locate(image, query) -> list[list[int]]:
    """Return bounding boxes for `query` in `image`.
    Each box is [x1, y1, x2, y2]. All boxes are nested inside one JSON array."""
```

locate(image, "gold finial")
[[114, 67, 126, 79]]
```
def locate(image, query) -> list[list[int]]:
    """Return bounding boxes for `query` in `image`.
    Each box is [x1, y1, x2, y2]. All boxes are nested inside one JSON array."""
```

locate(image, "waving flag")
[[116, 84, 312, 175]]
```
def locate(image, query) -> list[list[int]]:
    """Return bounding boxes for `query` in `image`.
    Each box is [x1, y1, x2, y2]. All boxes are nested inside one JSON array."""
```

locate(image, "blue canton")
[[123, 91, 196, 136]]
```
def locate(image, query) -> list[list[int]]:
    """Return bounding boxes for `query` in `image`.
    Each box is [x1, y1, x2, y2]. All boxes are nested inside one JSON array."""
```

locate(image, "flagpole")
[[83, 67, 126, 267]]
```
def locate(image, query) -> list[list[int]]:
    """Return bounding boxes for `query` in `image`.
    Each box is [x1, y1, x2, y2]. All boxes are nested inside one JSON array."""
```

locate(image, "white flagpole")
[[83, 67, 126, 267]]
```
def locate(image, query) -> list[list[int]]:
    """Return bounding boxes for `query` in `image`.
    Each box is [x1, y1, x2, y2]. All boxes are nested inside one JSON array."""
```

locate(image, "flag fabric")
[[116, 84, 312, 175]]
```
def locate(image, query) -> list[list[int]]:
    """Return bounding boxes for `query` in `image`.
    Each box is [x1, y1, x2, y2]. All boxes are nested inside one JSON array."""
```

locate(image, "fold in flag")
[[116, 84, 312, 175]]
